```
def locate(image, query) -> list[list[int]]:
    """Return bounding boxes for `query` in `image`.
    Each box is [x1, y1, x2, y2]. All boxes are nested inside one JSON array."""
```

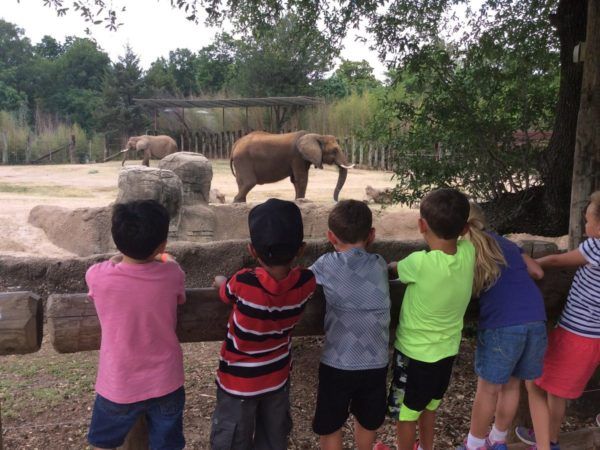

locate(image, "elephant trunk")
[[332, 149, 352, 201], [333, 166, 348, 202]]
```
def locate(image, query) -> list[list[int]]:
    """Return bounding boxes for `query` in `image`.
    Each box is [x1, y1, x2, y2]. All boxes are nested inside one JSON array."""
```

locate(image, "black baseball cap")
[[248, 198, 304, 263]]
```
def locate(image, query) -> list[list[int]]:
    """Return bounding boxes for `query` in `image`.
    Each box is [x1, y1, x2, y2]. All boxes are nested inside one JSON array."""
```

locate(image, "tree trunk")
[[569, 0, 600, 248], [537, 0, 587, 235], [486, 0, 587, 236]]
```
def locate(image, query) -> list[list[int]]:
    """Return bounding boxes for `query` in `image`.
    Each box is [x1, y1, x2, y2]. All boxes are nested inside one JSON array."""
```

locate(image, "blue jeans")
[[88, 386, 185, 450], [475, 321, 547, 384]]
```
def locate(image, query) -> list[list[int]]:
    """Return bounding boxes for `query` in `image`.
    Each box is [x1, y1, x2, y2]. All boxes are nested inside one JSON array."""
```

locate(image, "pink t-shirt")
[[86, 260, 186, 404]]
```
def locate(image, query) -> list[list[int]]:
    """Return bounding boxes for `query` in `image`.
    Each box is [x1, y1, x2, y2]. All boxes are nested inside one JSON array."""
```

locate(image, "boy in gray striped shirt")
[[310, 200, 391, 450]]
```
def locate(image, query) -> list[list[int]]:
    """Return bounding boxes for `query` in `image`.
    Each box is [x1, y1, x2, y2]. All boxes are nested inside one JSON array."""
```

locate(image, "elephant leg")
[[292, 166, 309, 199], [142, 152, 150, 167], [233, 173, 256, 203]]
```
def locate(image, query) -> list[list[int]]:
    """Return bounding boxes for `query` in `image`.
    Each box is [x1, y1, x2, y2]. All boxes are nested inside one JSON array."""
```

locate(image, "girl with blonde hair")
[[457, 202, 551, 450]]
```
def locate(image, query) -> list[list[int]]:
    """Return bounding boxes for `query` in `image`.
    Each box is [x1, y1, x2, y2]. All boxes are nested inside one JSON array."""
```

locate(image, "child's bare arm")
[[388, 261, 399, 280], [522, 254, 544, 280], [536, 249, 587, 269]]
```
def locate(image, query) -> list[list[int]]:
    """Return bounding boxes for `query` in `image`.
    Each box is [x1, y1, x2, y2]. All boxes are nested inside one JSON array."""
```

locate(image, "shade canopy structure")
[[133, 96, 323, 133], [133, 96, 322, 109]]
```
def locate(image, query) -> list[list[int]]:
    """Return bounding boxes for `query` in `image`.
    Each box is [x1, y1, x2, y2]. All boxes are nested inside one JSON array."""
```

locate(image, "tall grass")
[[0, 111, 106, 163]]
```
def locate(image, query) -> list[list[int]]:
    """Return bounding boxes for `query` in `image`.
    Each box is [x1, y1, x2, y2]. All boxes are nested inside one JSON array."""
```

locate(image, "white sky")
[[2, 0, 388, 80]]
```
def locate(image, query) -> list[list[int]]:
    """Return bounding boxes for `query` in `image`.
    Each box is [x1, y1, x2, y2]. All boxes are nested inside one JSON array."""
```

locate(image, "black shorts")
[[312, 363, 388, 435], [387, 350, 455, 421]]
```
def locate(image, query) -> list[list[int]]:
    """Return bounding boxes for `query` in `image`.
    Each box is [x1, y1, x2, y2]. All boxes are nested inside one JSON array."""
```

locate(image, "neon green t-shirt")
[[395, 239, 475, 362]]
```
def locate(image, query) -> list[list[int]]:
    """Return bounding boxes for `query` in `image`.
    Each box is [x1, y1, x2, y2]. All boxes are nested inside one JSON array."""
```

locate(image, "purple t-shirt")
[[478, 232, 546, 329], [86, 260, 186, 403]]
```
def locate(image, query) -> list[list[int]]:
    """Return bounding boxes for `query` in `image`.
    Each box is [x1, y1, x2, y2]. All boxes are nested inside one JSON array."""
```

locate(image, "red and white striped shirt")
[[217, 266, 316, 397]]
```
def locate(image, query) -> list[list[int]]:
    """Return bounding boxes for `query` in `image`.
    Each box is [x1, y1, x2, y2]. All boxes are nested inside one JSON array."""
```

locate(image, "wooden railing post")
[[119, 416, 149, 450]]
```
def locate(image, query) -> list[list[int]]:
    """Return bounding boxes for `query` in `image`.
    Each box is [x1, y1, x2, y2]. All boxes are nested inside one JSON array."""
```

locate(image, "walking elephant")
[[121, 135, 178, 166], [230, 131, 354, 202]]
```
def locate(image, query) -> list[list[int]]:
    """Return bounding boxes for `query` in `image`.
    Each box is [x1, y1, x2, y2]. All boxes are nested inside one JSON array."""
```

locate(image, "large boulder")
[[28, 205, 113, 256], [159, 152, 212, 205], [117, 166, 183, 221]]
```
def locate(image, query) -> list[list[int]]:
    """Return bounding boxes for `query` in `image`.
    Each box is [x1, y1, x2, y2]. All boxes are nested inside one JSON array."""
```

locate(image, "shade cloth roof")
[[133, 96, 323, 109]]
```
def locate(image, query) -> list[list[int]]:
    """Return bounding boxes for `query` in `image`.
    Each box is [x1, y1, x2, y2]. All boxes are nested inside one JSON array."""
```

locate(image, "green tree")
[[144, 57, 178, 96], [196, 32, 239, 93], [96, 46, 149, 136], [230, 14, 337, 98], [0, 20, 32, 110], [168, 48, 200, 97], [34, 35, 64, 59], [38, 37, 111, 132]]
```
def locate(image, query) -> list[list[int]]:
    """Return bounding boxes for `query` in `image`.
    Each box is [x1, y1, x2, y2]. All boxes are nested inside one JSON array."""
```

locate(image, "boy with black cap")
[[211, 198, 317, 450]]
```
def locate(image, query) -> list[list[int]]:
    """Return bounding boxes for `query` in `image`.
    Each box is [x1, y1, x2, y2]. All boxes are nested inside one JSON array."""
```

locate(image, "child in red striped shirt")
[[211, 198, 316, 449]]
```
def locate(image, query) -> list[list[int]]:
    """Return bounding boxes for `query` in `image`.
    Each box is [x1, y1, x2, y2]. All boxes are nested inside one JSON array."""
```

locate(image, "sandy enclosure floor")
[[0, 160, 412, 257], [0, 160, 567, 257]]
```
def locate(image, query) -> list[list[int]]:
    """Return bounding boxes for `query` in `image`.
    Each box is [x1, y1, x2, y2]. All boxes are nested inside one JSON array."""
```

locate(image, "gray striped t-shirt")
[[310, 248, 391, 370], [559, 237, 600, 338]]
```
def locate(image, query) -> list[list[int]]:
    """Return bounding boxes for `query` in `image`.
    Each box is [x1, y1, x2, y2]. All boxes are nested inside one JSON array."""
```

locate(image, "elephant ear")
[[297, 134, 323, 169], [136, 138, 149, 151]]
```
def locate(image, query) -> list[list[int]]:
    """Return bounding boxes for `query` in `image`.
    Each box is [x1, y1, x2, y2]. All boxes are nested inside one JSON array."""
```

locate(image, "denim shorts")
[[88, 386, 185, 450], [475, 321, 547, 384]]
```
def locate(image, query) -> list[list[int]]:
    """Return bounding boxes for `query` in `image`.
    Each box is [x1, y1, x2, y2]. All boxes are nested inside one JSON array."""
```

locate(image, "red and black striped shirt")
[[217, 266, 316, 397]]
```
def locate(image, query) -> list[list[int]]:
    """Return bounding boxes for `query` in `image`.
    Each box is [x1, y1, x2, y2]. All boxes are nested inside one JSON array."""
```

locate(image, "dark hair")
[[111, 200, 170, 260], [328, 200, 373, 243], [420, 188, 469, 239], [248, 198, 303, 266]]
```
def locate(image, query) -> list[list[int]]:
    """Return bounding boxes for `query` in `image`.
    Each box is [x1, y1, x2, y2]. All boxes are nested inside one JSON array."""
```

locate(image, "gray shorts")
[[210, 384, 292, 450]]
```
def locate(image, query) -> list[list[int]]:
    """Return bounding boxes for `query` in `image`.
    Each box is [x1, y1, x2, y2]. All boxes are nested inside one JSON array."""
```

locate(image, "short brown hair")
[[328, 200, 373, 243], [420, 188, 470, 239]]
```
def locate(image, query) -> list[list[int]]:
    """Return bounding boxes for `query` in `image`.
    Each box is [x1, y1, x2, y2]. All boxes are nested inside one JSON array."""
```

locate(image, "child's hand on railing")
[[213, 275, 227, 289], [155, 253, 175, 263]]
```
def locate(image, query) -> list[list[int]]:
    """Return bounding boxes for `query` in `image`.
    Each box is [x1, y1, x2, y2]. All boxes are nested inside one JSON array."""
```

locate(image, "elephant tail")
[[230, 157, 236, 177]]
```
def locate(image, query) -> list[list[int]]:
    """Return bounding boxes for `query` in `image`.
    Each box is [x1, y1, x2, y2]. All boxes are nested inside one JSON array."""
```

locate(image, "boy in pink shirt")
[[85, 200, 186, 450]]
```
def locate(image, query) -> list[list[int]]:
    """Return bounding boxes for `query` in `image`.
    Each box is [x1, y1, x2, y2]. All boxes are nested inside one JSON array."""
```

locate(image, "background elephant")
[[230, 131, 354, 202], [121, 135, 178, 166]]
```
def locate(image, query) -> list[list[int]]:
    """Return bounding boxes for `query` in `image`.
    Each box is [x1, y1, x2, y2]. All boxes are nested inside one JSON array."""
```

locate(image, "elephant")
[[121, 135, 178, 166], [230, 131, 354, 203]]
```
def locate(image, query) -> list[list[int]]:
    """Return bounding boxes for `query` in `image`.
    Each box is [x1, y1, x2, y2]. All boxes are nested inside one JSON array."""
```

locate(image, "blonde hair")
[[590, 191, 600, 220], [465, 202, 507, 297]]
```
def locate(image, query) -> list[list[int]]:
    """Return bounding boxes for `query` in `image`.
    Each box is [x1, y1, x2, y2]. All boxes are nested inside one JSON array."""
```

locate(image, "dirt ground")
[[0, 160, 568, 257], [0, 160, 411, 257]]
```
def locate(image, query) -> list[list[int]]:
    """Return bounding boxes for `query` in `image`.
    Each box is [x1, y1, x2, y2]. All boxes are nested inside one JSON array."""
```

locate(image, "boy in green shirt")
[[388, 188, 475, 450]]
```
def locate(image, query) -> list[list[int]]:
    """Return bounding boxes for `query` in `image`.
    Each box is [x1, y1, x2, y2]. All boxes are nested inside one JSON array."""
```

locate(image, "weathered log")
[[0, 291, 42, 355], [46, 268, 573, 354]]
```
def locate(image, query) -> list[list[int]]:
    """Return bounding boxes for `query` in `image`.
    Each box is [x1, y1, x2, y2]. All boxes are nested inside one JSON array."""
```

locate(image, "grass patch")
[[0, 182, 90, 197], [0, 352, 96, 418]]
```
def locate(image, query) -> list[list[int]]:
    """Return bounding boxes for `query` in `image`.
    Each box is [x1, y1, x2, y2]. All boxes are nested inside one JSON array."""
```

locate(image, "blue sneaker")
[[515, 427, 560, 450], [515, 427, 536, 445], [455, 440, 486, 450], [485, 439, 507, 450]]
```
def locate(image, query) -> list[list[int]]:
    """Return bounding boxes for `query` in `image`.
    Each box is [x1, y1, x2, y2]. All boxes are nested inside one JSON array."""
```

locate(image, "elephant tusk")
[[120, 149, 129, 153], [339, 164, 355, 169]]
